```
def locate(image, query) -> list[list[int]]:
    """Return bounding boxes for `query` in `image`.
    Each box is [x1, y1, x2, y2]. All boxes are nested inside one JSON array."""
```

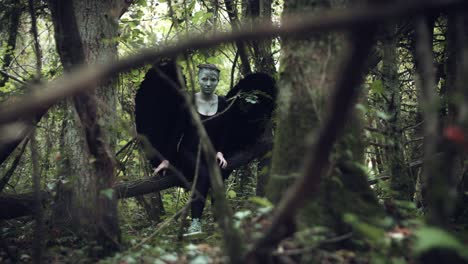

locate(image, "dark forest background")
[[0, 0, 468, 263]]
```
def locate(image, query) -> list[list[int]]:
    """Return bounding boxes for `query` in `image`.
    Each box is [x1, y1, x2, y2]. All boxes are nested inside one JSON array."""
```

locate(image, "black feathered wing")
[[223, 73, 277, 156], [135, 63, 187, 167]]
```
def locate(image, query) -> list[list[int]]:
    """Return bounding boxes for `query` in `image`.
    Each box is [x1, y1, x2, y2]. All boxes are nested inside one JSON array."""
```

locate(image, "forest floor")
[[1, 176, 468, 264]]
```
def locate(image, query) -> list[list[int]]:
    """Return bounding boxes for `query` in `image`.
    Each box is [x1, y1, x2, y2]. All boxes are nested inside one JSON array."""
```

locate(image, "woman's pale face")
[[198, 69, 219, 95]]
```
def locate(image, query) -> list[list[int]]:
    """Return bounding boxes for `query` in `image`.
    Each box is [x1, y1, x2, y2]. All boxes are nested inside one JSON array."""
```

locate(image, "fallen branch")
[[0, 139, 272, 220]]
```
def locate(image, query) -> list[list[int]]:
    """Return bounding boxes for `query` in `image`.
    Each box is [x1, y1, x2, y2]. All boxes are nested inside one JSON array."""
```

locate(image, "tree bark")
[[0, 1, 21, 88], [245, 0, 276, 75], [381, 24, 413, 200], [244, 0, 276, 196], [224, 0, 252, 75], [264, 1, 382, 260], [48, 0, 127, 253]]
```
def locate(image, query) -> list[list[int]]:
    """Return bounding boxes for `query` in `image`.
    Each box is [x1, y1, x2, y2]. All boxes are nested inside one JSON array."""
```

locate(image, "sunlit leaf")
[[355, 103, 367, 113], [234, 210, 251, 220], [376, 110, 391, 120], [227, 190, 237, 198], [248, 196, 273, 208]]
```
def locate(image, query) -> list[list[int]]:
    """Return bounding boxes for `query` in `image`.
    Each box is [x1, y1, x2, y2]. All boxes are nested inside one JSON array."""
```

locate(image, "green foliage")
[[248, 196, 273, 208], [343, 213, 387, 245], [227, 189, 237, 199], [370, 79, 384, 95], [413, 227, 468, 259], [2, 1, 468, 263]]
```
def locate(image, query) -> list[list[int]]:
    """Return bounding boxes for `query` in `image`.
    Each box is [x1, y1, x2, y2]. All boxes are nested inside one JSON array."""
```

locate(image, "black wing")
[[135, 61, 186, 167], [223, 73, 277, 156]]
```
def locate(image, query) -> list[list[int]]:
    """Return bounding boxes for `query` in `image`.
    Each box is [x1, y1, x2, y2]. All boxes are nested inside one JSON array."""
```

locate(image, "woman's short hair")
[[197, 63, 220, 73]]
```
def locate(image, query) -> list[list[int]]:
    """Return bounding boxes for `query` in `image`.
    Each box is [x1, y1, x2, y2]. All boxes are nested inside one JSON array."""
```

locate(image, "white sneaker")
[[184, 218, 202, 236]]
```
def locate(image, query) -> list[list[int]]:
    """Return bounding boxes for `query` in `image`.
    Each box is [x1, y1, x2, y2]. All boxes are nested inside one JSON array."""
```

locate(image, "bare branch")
[[0, 70, 25, 84], [0, 138, 29, 192]]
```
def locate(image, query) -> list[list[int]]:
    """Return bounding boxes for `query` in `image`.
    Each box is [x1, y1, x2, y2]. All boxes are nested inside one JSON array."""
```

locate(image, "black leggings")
[[176, 149, 229, 219]]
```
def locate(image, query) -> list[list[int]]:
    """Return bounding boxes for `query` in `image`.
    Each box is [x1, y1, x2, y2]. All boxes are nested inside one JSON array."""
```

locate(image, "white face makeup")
[[198, 68, 219, 96]]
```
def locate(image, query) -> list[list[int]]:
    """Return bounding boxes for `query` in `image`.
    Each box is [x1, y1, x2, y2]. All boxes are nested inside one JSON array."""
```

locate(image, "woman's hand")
[[154, 160, 169, 175], [216, 152, 227, 169]]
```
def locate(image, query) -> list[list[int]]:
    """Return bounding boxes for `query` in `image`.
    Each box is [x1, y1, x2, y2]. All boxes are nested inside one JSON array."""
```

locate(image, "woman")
[[154, 63, 228, 235]]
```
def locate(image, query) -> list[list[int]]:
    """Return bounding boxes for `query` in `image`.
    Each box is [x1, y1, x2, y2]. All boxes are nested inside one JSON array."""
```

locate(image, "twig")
[[230, 50, 239, 90], [364, 126, 388, 134], [0, 0, 466, 125], [404, 136, 424, 145], [366, 141, 390, 148], [272, 232, 353, 256], [0, 138, 29, 192], [131, 202, 191, 249], [368, 175, 391, 185], [0, 69, 25, 84], [116, 137, 137, 156], [401, 120, 424, 131]]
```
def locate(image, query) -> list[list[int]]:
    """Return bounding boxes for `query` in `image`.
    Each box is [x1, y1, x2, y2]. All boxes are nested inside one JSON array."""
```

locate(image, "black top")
[[178, 96, 229, 155]]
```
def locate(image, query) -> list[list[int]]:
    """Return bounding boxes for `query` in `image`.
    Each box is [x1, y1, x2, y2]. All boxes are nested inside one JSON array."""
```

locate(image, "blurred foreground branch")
[[0, 0, 466, 125]]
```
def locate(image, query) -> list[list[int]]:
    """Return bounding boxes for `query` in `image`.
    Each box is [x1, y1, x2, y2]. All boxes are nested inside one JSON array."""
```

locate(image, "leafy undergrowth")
[[1, 178, 468, 263], [99, 196, 468, 263]]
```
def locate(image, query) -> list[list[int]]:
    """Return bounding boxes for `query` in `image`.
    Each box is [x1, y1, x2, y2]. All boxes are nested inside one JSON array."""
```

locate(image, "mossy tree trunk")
[[266, 0, 382, 237], [0, 0, 22, 88], [380, 24, 413, 201], [49, 0, 129, 253], [421, 14, 467, 227]]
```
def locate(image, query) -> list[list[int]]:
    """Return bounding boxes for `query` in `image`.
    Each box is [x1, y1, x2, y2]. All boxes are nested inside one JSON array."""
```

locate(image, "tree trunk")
[[244, 0, 276, 196], [0, 1, 21, 87], [224, 0, 252, 75], [48, 0, 126, 253], [415, 15, 464, 227], [381, 24, 413, 200], [245, 0, 276, 75], [266, 0, 382, 242]]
